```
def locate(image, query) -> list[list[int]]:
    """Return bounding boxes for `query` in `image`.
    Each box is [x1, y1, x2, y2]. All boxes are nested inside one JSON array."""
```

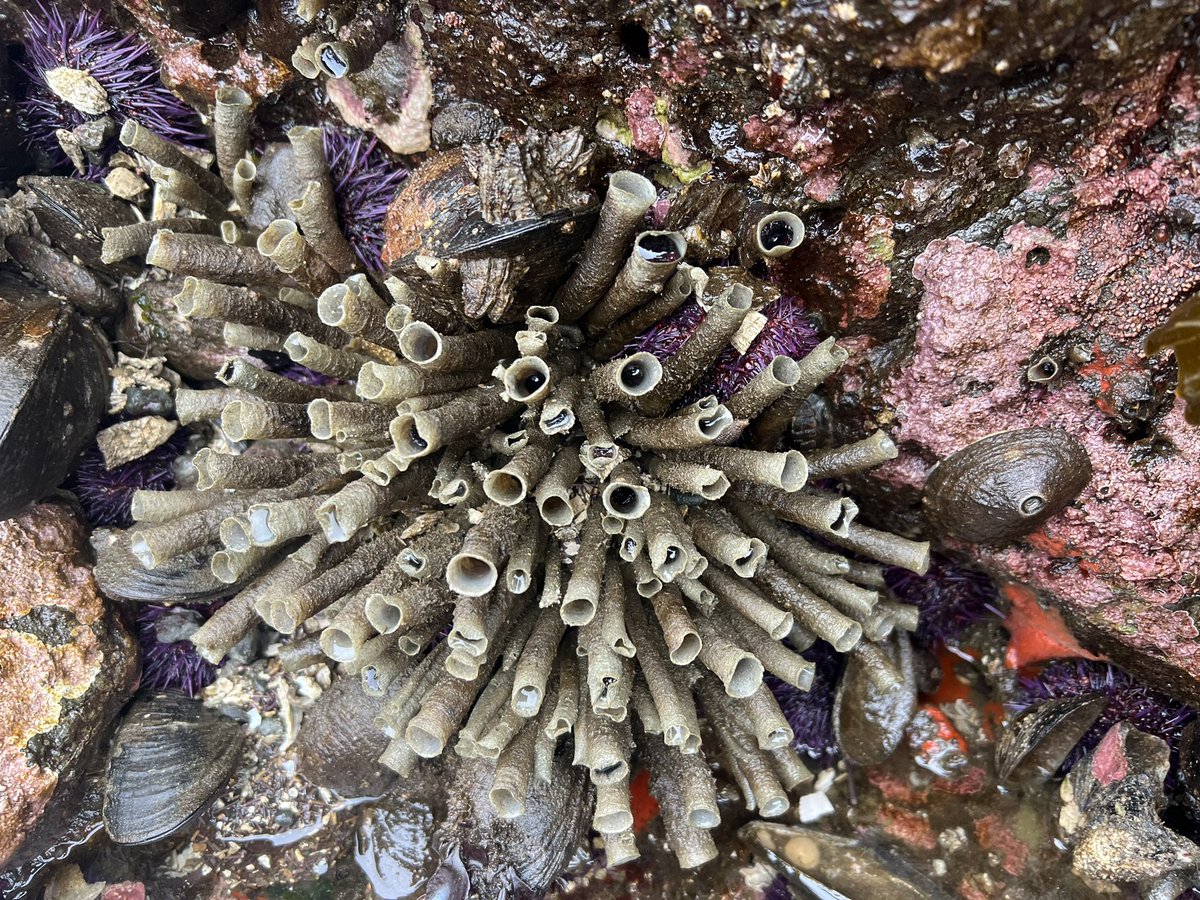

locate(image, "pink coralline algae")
[[881, 66, 1200, 700]]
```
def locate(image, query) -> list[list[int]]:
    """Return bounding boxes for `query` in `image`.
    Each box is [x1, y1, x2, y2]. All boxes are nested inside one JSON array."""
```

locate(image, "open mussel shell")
[[102, 693, 244, 845], [0, 284, 111, 520], [91, 528, 255, 604], [833, 631, 916, 766], [995, 693, 1106, 786], [741, 821, 952, 900], [923, 426, 1092, 544]]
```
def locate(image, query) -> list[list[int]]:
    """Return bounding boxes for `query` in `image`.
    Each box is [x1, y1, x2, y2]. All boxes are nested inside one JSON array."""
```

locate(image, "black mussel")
[[833, 630, 916, 765], [17, 176, 137, 273], [434, 752, 591, 900], [995, 694, 1106, 786], [91, 528, 251, 604], [355, 782, 441, 900], [102, 693, 244, 845], [741, 821, 953, 900], [923, 426, 1092, 544], [0, 283, 110, 520], [295, 674, 397, 798]]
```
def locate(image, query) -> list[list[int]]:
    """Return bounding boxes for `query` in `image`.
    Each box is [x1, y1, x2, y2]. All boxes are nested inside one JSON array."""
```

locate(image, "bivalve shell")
[[0, 282, 110, 520], [102, 693, 244, 845]]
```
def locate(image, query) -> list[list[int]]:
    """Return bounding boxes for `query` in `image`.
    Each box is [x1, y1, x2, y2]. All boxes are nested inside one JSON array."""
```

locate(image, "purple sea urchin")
[[768, 641, 843, 770], [85, 113, 930, 872], [323, 129, 409, 272], [629, 294, 820, 405], [1012, 658, 1196, 773], [884, 555, 999, 649], [70, 431, 187, 527], [18, 3, 205, 174], [136, 604, 220, 697]]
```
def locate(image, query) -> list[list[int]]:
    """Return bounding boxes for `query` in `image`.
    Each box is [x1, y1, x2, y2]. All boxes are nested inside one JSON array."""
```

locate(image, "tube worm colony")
[[100, 111, 930, 869]]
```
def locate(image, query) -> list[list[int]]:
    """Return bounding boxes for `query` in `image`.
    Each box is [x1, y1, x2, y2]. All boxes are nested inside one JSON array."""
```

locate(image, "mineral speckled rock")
[[0, 501, 137, 867], [878, 62, 1200, 702]]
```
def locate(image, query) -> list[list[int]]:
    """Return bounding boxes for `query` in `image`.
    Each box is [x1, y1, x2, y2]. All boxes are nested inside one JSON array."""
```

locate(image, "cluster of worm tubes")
[[99, 107, 931, 870]]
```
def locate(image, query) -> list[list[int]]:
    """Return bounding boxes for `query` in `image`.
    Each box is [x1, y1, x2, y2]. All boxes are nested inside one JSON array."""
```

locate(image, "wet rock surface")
[[0, 501, 137, 868]]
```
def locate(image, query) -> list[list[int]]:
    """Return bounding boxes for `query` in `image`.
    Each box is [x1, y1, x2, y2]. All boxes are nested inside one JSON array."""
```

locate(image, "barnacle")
[[18, 3, 205, 175], [102, 116, 930, 869]]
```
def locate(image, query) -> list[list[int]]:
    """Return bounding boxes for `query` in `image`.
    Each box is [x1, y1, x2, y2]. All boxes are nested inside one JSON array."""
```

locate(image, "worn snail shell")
[[923, 427, 1092, 544], [833, 631, 916, 766], [0, 286, 111, 520], [102, 693, 244, 845]]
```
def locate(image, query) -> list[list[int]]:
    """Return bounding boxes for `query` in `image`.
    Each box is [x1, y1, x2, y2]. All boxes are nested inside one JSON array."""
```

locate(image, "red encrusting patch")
[[974, 813, 1029, 877], [1001, 582, 1103, 669], [629, 767, 659, 833], [1090, 724, 1129, 785]]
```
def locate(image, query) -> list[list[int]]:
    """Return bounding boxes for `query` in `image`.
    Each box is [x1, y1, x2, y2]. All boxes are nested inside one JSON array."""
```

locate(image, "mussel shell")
[[995, 694, 1106, 786], [741, 821, 952, 900], [102, 693, 244, 845], [91, 528, 255, 604], [295, 673, 396, 797], [0, 284, 110, 520], [833, 631, 916, 766], [923, 426, 1092, 544], [18, 176, 137, 273]]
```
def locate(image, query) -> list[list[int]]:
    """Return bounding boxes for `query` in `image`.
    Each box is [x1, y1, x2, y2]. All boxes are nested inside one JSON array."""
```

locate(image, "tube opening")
[[446, 554, 497, 596], [602, 483, 650, 519], [618, 353, 662, 396], [308, 399, 333, 440], [248, 506, 276, 545], [560, 597, 596, 626], [484, 471, 526, 505], [779, 451, 808, 492], [505, 358, 551, 402], [405, 726, 444, 759], [727, 657, 764, 698], [670, 633, 701, 665], [399, 322, 443, 365], [539, 496, 573, 527], [317, 284, 350, 328], [756, 212, 805, 257], [366, 596, 403, 634], [634, 230, 685, 264], [324, 628, 356, 662]]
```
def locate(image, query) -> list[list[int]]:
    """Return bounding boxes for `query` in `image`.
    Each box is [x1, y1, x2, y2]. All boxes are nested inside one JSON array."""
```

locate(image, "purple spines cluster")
[[763, 874, 794, 900], [70, 431, 187, 528], [625, 294, 819, 403], [885, 555, 1000, 649], [323, 128, 409, 272], [251, 350, 339, 387], [136, 604, 220, 697], [1011, 658, 1197, 774], [19, 4, 206, 172], [768, 641, 843, 769]]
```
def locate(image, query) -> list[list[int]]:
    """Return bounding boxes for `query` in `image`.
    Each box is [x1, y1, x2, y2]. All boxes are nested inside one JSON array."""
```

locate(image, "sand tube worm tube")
[[98, 119, 931, 871]]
